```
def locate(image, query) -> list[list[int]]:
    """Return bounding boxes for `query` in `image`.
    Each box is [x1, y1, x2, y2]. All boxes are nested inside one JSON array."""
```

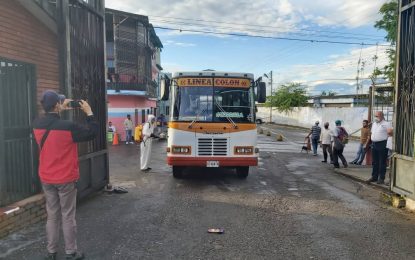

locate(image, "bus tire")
[[172, 166, 183, 178], [236, 167, 249, 179]]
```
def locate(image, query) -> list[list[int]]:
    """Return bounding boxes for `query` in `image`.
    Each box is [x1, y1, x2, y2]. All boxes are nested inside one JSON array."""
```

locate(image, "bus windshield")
[[172, 84, 254, 123]]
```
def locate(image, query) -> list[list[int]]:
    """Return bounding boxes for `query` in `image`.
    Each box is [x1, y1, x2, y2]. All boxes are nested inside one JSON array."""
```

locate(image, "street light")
[[264, 71, 273, 123]]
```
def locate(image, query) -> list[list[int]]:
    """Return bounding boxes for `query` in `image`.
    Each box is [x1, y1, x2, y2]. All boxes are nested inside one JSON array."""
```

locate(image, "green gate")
[[0, 57, 39, 207]]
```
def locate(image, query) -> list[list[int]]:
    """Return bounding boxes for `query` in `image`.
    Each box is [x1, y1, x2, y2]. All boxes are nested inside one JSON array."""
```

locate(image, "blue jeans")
[[311, 138, 319, 155], [371, 140, 388, 180], [125, 130, 132, 142], [352, 143, 367, 164]]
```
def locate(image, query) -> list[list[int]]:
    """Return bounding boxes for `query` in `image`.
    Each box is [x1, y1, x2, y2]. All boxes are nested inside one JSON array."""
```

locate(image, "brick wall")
[[0, 0, 58, 239], [0, 194, 46, 239], [0, 0, 60, 114]]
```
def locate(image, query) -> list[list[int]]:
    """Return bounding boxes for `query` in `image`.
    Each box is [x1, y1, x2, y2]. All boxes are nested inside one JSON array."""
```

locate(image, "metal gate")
[[57, 0, 108, 199], [0, 58, 39, 207], [70, 0, 108, 199], [392, 0, 415, 198]]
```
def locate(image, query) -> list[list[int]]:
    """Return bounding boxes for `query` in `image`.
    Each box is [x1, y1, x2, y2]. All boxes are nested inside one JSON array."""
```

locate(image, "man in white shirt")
[[320, 122, 333, 163], [367, 111, 392, 184]]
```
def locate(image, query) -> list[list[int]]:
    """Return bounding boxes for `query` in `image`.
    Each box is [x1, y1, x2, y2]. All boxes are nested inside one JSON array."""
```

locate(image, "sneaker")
[[65, 252, 85, 260], [349, 161, 356, 164], [366, 177, 377, 183], [313, 154, 317, 156], [321, 160, 327, 163], [125, 142, 129, 145], [141, 167, 152, 172], [130, 142, 134, 144], [343, 163, 348, 168], [45, 252, 57, 260]]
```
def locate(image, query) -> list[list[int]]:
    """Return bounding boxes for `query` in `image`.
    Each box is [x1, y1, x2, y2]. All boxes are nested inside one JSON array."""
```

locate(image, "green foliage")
[[374, 0, 398, 45], [373, 0, 398, 85], [327, 91, 337, 97], [321, 91, 327, 96], [265, 83, 308, 113]]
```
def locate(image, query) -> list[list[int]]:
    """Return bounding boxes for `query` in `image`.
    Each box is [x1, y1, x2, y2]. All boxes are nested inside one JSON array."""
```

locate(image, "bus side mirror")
[[257, 82, 266, 103], [160, 77, 170, 101]]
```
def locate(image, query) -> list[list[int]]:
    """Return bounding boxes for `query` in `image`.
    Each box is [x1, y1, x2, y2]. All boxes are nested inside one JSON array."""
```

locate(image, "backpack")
[[338, 127, 349, 144]]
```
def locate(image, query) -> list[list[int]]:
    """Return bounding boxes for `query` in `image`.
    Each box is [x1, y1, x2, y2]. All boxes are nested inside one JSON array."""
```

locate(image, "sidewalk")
[[333, 165, 391, 191]]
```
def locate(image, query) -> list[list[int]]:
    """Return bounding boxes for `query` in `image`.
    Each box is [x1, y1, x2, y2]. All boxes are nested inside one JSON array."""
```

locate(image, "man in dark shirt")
[[307, 121, 321, 156]]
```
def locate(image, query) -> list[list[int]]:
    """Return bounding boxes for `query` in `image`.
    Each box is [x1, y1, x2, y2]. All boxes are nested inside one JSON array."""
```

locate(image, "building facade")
[[105, 9, 163, 141], [0, 0, 108, 238]]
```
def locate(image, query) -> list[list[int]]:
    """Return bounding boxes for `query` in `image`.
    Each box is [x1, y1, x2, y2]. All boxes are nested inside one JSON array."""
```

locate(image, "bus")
[[160, 71, 266, 178]]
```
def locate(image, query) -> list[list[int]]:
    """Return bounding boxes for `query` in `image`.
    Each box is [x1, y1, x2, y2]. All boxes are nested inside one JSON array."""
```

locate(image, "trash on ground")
[[207, 228, 224, 234], [113, 186, 128, 193]]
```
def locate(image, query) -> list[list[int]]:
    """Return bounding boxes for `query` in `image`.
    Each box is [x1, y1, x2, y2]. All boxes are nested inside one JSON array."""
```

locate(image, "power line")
[[152, 19, 383, 42], [154, 26, 391, 46], [149, 15, 385, 40]]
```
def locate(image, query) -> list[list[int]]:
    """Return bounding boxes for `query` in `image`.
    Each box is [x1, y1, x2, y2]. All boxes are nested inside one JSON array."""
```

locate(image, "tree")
[[265, 82, 308, 113], [327, 91, 337, 97], [373, 0, 398, 84], [320, 91, 327, 96]]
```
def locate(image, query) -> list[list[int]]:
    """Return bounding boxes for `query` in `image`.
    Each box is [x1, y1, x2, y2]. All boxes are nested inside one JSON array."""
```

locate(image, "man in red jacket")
[[33, 90, 98, 260]]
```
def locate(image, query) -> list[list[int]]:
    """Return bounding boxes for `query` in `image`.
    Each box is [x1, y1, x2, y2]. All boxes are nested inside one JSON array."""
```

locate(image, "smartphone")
[[69, 100, 81, 108]]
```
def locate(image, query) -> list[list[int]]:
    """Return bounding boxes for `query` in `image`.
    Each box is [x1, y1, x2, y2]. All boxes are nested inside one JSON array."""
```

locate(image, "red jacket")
[[33, 113, 98, 184]]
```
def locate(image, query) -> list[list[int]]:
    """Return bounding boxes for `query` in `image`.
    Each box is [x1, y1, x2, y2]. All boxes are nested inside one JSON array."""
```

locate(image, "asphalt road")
[[2, 125, 415, 259]]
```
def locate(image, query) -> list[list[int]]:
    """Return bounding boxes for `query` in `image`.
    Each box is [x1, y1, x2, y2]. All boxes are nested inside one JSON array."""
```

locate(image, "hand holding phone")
[[69, 100, 81, 108]]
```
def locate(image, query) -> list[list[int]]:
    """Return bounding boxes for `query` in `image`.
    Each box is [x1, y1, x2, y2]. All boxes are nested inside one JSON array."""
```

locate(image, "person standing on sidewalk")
[[367, 111, 392, 184], [307, 121, 321, 156], [123, 114, 134, 144], [350, 120, 371, 165], [320, 122, 333, 164], [332, 120, 349, 168], [33, 90, 98, 260]]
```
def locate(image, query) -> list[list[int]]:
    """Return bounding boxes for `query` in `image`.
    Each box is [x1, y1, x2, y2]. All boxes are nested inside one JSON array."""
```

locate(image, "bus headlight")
[[171, 146, 191, 154], [234, 146, 254, 155]]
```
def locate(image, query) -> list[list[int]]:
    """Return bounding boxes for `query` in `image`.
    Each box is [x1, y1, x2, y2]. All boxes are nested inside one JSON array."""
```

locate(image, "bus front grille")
[[198, 138, 228, 156]]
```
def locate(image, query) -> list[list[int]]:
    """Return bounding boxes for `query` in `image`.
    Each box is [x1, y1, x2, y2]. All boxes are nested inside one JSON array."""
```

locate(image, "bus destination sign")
[[177, 78, 251, 88]]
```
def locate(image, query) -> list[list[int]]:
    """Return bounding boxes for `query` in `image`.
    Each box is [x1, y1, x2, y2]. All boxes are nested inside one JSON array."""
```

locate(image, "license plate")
[[207, 161, 219, 167]]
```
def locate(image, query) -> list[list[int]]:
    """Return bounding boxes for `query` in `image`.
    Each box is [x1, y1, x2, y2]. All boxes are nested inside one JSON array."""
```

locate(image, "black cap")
[[41, 90, 65, 112]]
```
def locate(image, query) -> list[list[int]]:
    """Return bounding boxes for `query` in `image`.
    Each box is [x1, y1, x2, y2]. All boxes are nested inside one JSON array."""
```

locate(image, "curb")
[[333, 168, 390, 192]]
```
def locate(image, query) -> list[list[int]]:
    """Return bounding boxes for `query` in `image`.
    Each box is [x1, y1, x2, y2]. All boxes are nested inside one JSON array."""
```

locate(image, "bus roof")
[[172, 71, 254, 80]]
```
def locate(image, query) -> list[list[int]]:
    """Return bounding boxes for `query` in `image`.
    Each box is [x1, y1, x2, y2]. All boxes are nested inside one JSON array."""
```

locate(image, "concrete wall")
[[258, 106, 369, 136]]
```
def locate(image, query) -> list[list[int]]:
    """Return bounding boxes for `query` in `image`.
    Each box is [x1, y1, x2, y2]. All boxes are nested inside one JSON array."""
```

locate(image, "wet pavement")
[[2, 125, 415, 259]]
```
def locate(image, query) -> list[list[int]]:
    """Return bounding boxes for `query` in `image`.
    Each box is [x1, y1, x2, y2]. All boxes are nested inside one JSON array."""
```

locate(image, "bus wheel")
[[173, 166, 183, 178], [236, 167, 249, 179]]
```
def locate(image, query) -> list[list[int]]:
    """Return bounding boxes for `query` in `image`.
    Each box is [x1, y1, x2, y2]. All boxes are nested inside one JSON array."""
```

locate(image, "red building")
[[105, 9, 163, 141]]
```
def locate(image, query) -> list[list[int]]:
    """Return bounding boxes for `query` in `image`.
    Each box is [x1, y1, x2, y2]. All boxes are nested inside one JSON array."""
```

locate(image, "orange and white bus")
[[160, 71, 266, 178]]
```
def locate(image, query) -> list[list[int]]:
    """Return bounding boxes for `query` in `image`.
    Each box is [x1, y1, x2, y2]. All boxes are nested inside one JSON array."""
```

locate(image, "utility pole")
[[264, 71, 273, 123], [269, 71, 273, 123]]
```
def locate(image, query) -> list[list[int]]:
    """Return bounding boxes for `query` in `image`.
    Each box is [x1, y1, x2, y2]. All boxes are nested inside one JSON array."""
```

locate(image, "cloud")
[[106, 0, 386, 38], [164, 40, 196, 47], [274, 44, 391, 94]]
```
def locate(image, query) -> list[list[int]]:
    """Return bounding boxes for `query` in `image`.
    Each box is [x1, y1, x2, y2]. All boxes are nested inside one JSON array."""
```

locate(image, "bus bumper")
[[167, 156, 258, 167]]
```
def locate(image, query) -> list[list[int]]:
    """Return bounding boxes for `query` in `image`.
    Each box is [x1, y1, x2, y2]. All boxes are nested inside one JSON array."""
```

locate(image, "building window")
[[166, 106, 169, 115]]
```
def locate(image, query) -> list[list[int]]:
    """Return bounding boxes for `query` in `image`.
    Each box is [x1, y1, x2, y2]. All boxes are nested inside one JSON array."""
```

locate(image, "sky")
[[106, 0, 391, 95]]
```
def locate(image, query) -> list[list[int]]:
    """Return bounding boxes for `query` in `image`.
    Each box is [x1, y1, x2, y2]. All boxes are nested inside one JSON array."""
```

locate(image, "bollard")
[[266, 131, 271, 136], [276, 134, 283, 141], [258, 128, 264, 134]]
